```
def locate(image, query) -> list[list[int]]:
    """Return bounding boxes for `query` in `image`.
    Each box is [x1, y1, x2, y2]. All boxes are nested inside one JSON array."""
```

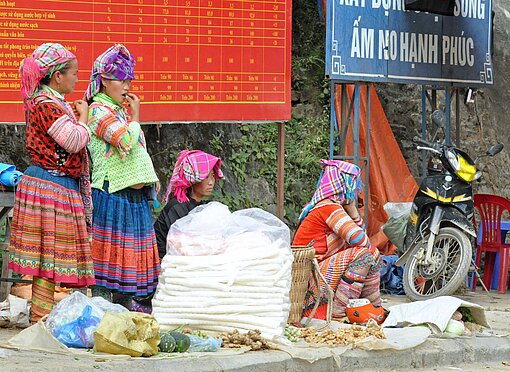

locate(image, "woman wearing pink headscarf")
[[8, 43, 95, 323], [293, 160, 382, 320], [154, 149, 223, 259]]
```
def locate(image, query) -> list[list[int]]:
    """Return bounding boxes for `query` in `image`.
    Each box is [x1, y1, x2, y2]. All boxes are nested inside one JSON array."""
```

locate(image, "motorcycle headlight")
[[446, 149, 460, 171]]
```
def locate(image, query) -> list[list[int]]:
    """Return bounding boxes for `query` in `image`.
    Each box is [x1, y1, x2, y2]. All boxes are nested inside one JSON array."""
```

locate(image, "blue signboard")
[[326, 0, 493, 86]]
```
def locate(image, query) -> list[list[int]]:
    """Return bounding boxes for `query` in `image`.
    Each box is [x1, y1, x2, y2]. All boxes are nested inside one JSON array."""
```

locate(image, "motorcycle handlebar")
[[413, 136, 441, 150]]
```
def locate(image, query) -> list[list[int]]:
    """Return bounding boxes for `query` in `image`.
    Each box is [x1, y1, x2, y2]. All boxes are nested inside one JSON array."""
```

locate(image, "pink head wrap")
[[20, 43, 76, 108], [163, 150, 223, 204], [299, 160, 363, 221]]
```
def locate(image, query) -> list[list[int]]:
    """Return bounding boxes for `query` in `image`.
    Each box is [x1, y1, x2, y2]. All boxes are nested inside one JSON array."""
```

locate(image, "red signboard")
[[0, 0, 291, 122]]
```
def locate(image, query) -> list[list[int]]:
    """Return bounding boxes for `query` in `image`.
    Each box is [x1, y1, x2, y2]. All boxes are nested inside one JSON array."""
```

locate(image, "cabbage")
[[445, 319, 465, 335]]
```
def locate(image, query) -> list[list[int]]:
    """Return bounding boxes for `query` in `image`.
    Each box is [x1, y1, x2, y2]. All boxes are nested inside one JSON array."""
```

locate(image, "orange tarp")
[[335, 84, 419, 255]]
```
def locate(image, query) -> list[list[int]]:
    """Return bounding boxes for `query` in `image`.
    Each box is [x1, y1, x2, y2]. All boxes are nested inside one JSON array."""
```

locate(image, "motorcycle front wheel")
[[403, 227, 472, 301]]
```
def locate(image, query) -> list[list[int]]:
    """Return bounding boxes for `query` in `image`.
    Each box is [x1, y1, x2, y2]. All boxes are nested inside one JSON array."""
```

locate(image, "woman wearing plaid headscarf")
[[292, 160, 382, 320], [154, 149, 223, 259], [8, 43, 95, 323], [84, 44, 160, 312]]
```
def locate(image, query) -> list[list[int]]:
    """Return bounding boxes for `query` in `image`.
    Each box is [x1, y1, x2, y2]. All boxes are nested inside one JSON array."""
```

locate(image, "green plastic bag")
[[382, 216, 408, 251]]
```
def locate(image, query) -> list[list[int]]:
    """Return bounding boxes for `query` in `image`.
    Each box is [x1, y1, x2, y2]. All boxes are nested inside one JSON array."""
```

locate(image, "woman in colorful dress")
[[292, 160, 382, 319], [154, 149, 223, 259], [84, 44, 160, 312], [9, 43, 95, 323]]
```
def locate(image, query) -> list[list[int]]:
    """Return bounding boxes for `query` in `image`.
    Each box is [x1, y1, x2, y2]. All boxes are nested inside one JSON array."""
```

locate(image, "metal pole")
[[276, 121, 285, 220], [340, 84, 349, 156], [329, 81, 336, 159], [445, 85, 451, 145], [364, 84, 371, 221], [421, 86, 427, 177], [353, 83, 360, 165], [455, 88, 460, 147]]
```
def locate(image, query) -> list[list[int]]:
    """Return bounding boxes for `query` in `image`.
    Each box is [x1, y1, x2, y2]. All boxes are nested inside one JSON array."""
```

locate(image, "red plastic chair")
[[471, 194, 510, 294]]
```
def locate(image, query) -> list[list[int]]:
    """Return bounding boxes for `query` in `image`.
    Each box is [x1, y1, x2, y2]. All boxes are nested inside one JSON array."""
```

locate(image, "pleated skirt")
[[8, 165, 95, 287], [91, 186, 160, 296]]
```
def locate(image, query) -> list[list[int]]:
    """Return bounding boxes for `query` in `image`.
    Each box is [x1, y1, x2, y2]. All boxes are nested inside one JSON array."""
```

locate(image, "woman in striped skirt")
[[8, 43, 95, 323], [292, 160, 382, 320], [84, 44, 160, 312]]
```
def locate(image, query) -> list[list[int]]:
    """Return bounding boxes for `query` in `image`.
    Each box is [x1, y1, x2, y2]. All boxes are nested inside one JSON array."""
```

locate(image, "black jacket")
[[154, 196, 202, 259]]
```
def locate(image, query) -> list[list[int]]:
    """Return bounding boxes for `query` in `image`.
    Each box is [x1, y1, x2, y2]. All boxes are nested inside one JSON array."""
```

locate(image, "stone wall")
[[1, 0, 509, 210]]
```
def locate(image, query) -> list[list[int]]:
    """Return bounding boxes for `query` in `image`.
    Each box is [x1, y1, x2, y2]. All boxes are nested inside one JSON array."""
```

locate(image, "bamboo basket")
[[288, 245, 315, 323]]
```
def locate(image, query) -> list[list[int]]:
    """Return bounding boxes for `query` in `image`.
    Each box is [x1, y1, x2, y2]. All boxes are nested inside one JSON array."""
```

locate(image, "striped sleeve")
[[88, 105, 127, 146], [88, 105, 141, 158], [44, 105, 90, 154], [325, 205, 371, 248], [352, 215, 367, 232]]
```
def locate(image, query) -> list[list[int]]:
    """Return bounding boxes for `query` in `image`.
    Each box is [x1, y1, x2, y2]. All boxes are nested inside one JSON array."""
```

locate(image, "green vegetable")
[[445, 319, 465, 336], [191, 330, 208, 339], [284, 325, 301, 342], [458, 307, 475, 323], [159, 333, 176, 353], [169, 324, 186, 333], [170, 332, 191, 352]]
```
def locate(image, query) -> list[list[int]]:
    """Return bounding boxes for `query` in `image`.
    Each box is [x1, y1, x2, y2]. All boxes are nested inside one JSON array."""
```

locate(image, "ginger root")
[[301, 323, 386, 345], [221, 329, 270, 351]]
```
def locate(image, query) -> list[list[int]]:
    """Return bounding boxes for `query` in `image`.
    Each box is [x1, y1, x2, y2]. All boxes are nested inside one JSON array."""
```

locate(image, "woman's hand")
[[74, 99, 89, 123], [155, 181, 161, 194], [125, 93, 140, 122], [343, 200, 361, 220]]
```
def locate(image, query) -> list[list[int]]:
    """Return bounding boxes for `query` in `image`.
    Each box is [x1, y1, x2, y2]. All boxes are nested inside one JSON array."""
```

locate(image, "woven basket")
[[288, 245, 315, 323]]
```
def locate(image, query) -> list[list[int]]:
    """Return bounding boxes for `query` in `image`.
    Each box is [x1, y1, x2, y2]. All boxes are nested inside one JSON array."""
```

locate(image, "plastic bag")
[[45, 291, 128, 348], [90, 296, 129, 313], [166, 202, 230, 256], [53, 305, 101, 348], [187, 335, 222, 352], [93, 312, 160, 357], [46, 292, 105, 335], [155, 202, 292, 341], [383, 202, 413, 219], [381, 216, 408, 251], [0, 294, 30, 328], [166, 201, 290, 256]]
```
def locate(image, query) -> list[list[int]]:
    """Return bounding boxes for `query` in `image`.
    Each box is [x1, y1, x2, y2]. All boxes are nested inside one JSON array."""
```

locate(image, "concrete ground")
[[0, 291, 509, 371]]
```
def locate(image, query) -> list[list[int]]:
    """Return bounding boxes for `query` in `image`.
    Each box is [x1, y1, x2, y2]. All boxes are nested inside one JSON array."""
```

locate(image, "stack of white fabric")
[[152, 203, 293, 341]]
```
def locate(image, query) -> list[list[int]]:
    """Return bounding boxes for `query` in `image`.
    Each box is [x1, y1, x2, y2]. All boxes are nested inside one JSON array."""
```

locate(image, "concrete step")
[[1, 333, 509, 372]]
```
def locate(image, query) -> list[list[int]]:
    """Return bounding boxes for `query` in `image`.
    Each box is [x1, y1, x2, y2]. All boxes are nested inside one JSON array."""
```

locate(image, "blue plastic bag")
[[53, 305, 101, 348], [187, 335, 222, 352]]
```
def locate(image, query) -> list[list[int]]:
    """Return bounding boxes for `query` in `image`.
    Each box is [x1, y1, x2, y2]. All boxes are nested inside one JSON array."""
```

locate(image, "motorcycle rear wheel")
[[403, 227, 471, 301]]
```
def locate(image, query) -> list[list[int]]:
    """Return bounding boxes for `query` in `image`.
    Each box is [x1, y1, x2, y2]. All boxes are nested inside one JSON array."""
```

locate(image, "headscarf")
[[84, 44, 135, 101], [299, 159, 363, 221], [163, 150, 223, 204], [19, 43, 76, 109]]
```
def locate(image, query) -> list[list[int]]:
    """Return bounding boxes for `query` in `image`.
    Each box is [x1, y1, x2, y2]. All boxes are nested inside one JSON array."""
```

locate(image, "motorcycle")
[[395, 110, 504, 301]]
